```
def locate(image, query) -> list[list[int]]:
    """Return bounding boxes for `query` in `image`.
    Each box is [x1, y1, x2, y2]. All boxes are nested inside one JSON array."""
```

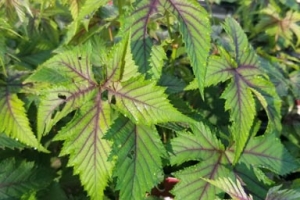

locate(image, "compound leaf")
[[105, 116, 166, 200], [25, 44, 98, 137], [206, 17, 281, 163]]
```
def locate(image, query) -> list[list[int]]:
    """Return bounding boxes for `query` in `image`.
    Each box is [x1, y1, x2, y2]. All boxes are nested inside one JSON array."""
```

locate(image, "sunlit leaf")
[[0, 91, 47, 152], [107, 76, 191, 125], [54, 98, 113, 200]]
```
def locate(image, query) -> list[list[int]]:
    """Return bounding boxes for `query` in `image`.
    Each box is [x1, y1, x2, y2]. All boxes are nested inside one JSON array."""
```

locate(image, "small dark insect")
[[78, 56, 82, 60]]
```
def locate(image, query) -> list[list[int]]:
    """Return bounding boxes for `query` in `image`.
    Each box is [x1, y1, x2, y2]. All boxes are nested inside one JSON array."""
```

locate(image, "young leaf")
[[206, 17, 281, 163], [0, 92, 47, 152], [105, 116, 166, 200], [0, 158, 53, 199], [202, 177, 253, 200], [54, 98, 114, 200], [107, 76, 192, 125], [226, 133, 299, 176]]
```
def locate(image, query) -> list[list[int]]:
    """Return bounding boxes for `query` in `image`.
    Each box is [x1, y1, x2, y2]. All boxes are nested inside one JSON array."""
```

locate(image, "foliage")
[[0, 0, 300, 199]]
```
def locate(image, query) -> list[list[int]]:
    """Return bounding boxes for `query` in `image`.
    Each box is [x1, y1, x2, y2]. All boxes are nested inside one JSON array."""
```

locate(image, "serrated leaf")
[[107, 76, 191, 125], [162, 0, 211, 96], [129, 0, 160, 73], [0, 158, 53, 199], [233, 164, 269, 200], [170, 122, 230, 199], [169, 122, 224, 165], [266, 185, 300, 200], [0, 133, 26, 150], [77, 0, 109, 21], [36, 83, 96, 138], [0, 91, 47, 152], [130, 0, 210, 89], [105, 33, 139, 83], [69, 0, 85, 19], [226, 133, 299, 175], [25, 44, 98, 137], [206, 17, 281, 163], [148, 45, 167, 79], [105, 116, 166, 200], [54, 98, 113, 200], [172, 158, 230, 199], [63, 0, 108, 44], [202, 177, 253, 200]]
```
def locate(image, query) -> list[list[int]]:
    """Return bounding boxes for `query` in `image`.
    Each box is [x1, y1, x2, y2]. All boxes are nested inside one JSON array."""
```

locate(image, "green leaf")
[[170, 123, 224, 165], [233, 164, 269, 200], [105, 116, 166, 200], [107, 76, 191, 125], [0, 158, 53, 199], [105, 33, 139, 83], [148, 45, 167, 79], [0, 92, 47, 152], [0, 35, 6, 76], [202, 177, 253, 200], [130, 0, 211, 92], [170, 122, 230, 199], [0, 133, 26, 150], [206, 17, 281, 163], [266, 185, 300, 200], [63, 0, 109, 43], [129, 0, 159, 73], [69, 0, 85, 20], [162, 0, 211, 96], [172, 158, 230, 199], [54, 98, 114, 200], [25, 44, 98, 137], [226, 133, 299, 175]]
